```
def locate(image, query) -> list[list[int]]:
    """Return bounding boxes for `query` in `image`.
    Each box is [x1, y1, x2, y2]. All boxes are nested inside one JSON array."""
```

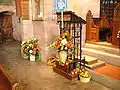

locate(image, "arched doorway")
[[0, 11, 14, 43]]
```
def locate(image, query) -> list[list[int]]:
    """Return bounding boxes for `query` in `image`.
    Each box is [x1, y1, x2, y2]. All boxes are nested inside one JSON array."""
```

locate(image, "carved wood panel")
[[1, 15, 13, 39], [90, 28, 99, 42], [15, 0, 22, 17], [21, 0, 29, 20], [112, 3, 120, 45], [57, 14, 71, 21], [86, 10, 99, 42]]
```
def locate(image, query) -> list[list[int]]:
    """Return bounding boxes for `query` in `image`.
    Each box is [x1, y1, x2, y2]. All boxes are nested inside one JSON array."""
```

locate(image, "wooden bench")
[[0, 65, 20, 90], [86, 10, 111, 42]]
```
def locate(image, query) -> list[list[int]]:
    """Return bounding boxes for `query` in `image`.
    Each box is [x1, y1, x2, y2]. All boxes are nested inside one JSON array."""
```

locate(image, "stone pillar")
[[43, 0, 60, 61], [22, 0, 34, 41]]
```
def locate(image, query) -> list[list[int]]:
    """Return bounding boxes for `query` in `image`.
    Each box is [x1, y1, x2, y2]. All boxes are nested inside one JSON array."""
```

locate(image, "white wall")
[[12, 15, 22, 41], [21, 0, 100, 61], [68, 0, 100, 19]]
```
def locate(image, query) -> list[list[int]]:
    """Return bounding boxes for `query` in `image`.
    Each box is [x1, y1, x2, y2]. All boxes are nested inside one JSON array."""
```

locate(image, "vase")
[[30, 54, 35, 61], [80, 77, 91, 83], [59, 51, 67, 64]]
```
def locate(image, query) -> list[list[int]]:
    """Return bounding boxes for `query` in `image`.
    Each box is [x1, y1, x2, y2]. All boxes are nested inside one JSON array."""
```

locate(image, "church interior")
[[0, 0, 120, 90]]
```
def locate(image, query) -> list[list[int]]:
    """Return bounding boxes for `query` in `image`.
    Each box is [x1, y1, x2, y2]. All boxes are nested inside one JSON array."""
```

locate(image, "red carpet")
[[0, 66, 12, 90], [94, 64, 120, 80]]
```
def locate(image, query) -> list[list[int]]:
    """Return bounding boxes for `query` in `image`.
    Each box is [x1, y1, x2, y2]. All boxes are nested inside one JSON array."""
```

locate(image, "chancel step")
[[82, 47, 120, 67], [84, 60, 105, 69], [75, 55, 98, 64], [84, 43, 120, 56], [75, 55, 105, 69]]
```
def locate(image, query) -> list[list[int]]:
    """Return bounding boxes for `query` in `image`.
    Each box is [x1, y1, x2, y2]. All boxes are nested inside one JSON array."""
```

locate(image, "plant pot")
[[59, 51, 67, 64], [30, 54, 35, 61], [80, 77, 91, 83]]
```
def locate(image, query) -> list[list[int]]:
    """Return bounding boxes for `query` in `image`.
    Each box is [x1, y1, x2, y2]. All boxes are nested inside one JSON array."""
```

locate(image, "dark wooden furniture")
[[86, 10, 99, 42], [53, 11, 86, 80], [86, 10, 111, 42], [112, 3, 120, 46], [0, 65, 19, 90], [100, 0, 118, 23], [100, 0, 120, 45], [0, 11, 13, 43]]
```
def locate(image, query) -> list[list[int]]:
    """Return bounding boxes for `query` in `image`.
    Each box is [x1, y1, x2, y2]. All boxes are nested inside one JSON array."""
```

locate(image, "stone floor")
[[0, 40, 112, 90]]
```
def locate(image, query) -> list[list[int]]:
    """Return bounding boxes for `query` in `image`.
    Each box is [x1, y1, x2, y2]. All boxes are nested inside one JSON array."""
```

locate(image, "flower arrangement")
[[79, 71, 91, 83], [50, 31, 73, 52], [21, 38, 41, 60]]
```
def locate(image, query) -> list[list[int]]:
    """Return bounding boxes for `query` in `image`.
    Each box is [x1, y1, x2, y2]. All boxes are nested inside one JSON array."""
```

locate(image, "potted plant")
[[49, 30, 73, 65], [79, 71, 91, 83], [21, 38, 41, 61]]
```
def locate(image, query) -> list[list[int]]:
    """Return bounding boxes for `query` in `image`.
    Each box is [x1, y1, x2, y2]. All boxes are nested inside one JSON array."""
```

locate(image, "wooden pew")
[[86, 10, 111, 42], [86, 10, 99, 42], [0, 65, 20, 90]]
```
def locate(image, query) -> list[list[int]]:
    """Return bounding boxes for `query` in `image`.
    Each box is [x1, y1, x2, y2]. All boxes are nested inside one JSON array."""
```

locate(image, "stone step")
[[76, 55, 105, 69], [84, 60, 105, 69], [84, 43, 120, 56], [82, 55, 98, 64], [87, 68, 120, 90], [75, 55, 98, 64], [82, 48, 120, 66]]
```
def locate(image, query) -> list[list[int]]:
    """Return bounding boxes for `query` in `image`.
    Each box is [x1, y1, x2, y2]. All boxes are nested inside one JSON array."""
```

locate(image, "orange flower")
[[50, 31, 73, 51], [26, 43, 29, 46], [24, 48, 28, 52], [55, 44, 60, 49], [52, 42, 56, 47], [69, 36, 72, 41], [54, 41, 60, 49], [37, 45, 41, 50], [60, 33, 64, 37], [66, 42, 72, 48]]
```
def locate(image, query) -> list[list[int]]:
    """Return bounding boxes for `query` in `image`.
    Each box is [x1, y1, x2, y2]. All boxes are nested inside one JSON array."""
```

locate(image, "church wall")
[[22, 0, 34, 41], [21, 0, 100, 62], [44, 0, 60, 61], [22, 0, 46, 61], [21, 0, 59, 61]]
